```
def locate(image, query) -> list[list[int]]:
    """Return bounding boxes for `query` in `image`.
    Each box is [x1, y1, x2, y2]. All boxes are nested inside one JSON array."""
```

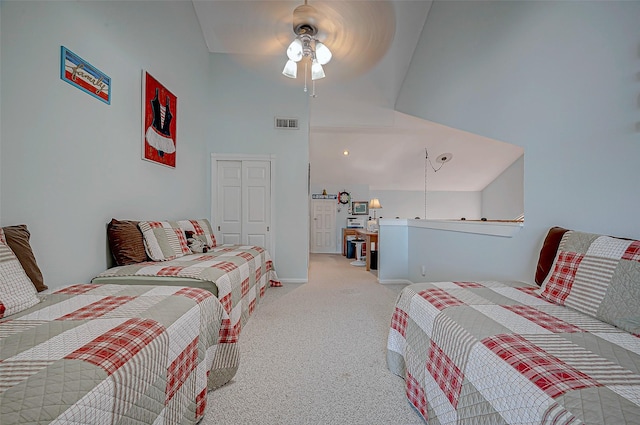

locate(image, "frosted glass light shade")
[[282, 60, 298, 78], [315, 41, 332, 65], [311, 60, 325, 80], [287, 39, 303, 62]]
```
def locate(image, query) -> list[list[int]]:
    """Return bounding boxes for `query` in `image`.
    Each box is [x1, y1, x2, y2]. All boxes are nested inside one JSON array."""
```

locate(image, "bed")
[[91, 219, 281, 387], [0, 225, 226, 424], [387, 227, 640, 424]]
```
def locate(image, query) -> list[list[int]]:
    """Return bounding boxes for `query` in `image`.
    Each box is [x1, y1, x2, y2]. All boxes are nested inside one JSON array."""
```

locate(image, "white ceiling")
[[193, 0, 524, 192]]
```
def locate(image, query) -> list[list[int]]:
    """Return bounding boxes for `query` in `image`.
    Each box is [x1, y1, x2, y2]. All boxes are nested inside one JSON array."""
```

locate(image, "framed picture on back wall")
[[352, 201, 369, 215], [142, 70, 177, 168]]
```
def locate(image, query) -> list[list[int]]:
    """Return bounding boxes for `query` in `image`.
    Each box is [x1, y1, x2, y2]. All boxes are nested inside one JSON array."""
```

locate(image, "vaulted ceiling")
[[193, 0, 523, 192]]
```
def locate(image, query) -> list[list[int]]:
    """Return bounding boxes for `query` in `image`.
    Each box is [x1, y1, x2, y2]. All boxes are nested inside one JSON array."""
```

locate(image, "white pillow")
[[0, 241, 40, 318]]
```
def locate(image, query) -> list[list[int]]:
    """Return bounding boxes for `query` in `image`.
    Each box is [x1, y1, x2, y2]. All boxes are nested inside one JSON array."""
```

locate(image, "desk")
[[356, 229, 378, 271]]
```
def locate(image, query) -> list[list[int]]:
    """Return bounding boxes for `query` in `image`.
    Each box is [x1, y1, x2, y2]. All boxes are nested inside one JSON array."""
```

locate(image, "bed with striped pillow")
[[387, 228, 640, 424]]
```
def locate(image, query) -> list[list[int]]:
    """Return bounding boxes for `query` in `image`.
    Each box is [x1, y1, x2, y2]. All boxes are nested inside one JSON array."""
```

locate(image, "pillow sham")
[[177, 219, 217, 248], [107, 219, 149, 266], [0, 240, 40, 318], [537, 230, 640, 334], [0, 224, 47, 292], [138, 221, 191, 261], [534, 226, 569, 286]]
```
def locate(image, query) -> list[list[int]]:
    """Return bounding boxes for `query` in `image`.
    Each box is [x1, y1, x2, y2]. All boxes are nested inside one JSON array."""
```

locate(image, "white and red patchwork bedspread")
[[0, 284, 224, 424], [93, 244, 281, 388], [387, 281, 640, 424]]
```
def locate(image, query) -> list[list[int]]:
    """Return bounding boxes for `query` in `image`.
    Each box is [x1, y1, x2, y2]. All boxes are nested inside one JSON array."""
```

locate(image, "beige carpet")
[[203, 253, 423, 425]]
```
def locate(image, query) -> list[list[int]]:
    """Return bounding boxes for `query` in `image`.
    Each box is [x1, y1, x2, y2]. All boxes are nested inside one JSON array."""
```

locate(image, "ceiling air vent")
[[275, 117, 299, 130]]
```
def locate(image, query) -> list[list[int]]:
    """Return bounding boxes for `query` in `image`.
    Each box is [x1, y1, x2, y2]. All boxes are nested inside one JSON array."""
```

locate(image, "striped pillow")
[[177, 219, 217, 248], [537, 230, 640, 333], [138, 221, 191, 261], [0, 241, 40, 318]]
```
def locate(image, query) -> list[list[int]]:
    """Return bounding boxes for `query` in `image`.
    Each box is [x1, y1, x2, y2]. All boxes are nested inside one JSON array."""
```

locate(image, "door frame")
[[211, 153, 276, 263]]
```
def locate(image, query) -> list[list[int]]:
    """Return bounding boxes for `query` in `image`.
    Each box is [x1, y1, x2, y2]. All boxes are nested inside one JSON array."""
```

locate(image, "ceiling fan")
[[191, 1, 397, 86], [279, 0, 396, 92], [282, 1, 332, 85]]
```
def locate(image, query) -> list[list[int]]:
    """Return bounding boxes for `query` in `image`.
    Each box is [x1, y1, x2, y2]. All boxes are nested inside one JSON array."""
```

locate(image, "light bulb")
[[287, 39, 303, 62], [314, 41, 332, 65], [282, 60, 297, 79], [311, 60, 325, 80]]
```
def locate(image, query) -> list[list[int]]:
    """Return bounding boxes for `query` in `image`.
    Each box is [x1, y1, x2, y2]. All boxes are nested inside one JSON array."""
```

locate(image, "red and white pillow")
[[0, 237, 40, 318], [138, 221, 191, 261], [177, 219, 216, 249], [537, 230, 640, 333]]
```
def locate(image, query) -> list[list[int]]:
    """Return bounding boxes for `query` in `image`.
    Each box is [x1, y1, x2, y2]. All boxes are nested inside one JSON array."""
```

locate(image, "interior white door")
[[216, 160, 242, 245], [243, 161, 270, 247], [310, 199, 336, 253], [214, 158, 271, 250]]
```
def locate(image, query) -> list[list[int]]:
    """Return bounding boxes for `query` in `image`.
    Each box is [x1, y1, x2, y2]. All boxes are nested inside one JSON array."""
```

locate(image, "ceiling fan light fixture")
[[314, 41, 332, 65], [287, 39, 304, 62], [283, 1, 332, 93], [282, 59, 298, 79], [311, 60, 325, 80]]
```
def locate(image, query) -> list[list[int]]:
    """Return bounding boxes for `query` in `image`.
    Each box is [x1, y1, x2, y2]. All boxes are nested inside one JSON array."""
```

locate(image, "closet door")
[[242, 161, 271, 248], [216, 160, 242, 244], [213, 156, 273, 252]]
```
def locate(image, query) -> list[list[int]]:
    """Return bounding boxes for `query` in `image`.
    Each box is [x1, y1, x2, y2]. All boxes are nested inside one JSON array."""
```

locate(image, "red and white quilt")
[[387, 280, 640, 424], [0, 284, 224, 424], [93, 244, 281, 388]]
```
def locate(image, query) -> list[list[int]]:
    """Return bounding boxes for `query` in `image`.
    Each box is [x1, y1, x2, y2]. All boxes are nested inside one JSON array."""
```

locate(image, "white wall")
[[0, 4, 2, 223], [481, 154, 524, 219], [396, 1, 640, 283], [371, 189, 481, 220], [0, 1, 211, 287], [208, 53, 310, 282]]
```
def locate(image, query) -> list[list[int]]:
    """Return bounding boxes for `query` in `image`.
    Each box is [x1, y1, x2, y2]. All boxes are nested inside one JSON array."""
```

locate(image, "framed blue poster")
[[60, 46, 111, 104]]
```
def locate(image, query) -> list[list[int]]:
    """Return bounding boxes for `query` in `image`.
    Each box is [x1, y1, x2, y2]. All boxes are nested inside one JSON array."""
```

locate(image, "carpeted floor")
[[204, 253, 423, 425]]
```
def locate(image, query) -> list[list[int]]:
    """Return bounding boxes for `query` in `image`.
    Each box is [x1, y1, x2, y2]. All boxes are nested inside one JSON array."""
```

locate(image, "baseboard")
[[278, 278, 308, 284], [378, 279, 412, 285]]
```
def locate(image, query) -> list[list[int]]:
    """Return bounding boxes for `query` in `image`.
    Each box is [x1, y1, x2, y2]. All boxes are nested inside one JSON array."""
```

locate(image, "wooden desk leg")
[[365, 235, 371, 271]]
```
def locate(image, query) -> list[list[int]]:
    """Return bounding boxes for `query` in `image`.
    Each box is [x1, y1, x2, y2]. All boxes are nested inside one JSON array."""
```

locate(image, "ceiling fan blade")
[[311, 1, 396, 79], [193, 1, 396, 80]]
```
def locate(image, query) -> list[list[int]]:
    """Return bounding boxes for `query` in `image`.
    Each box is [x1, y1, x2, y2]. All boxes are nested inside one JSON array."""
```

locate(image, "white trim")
[[379, 218, 409, 227], [405, 218, 523, 238], [278, 278, 308, 284], [379, 279, 413, 285]]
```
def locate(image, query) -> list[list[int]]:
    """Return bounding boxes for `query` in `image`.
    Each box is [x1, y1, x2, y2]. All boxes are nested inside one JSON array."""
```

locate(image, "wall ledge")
[[380, 218, 523, 238]]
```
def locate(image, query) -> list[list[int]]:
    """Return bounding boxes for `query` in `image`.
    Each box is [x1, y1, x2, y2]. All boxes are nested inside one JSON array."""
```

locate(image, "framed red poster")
[[142, 71, 177, 168]]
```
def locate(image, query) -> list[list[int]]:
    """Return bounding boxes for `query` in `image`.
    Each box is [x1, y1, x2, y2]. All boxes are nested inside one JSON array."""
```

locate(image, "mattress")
[[0, 283, 224, 424], [387, 280, 640, 424]]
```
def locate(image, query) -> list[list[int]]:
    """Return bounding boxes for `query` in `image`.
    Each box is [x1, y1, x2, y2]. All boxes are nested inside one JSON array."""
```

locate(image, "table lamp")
[[368, 198, 382, 219]]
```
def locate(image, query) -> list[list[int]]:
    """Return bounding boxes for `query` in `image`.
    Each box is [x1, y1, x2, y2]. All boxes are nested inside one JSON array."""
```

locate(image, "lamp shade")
[[282, 60, 298, 78], [311, 60, 325, 80], [314, 41, 332, 65], [368, 198, 382, 209], [287, 39, 304, 62]]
